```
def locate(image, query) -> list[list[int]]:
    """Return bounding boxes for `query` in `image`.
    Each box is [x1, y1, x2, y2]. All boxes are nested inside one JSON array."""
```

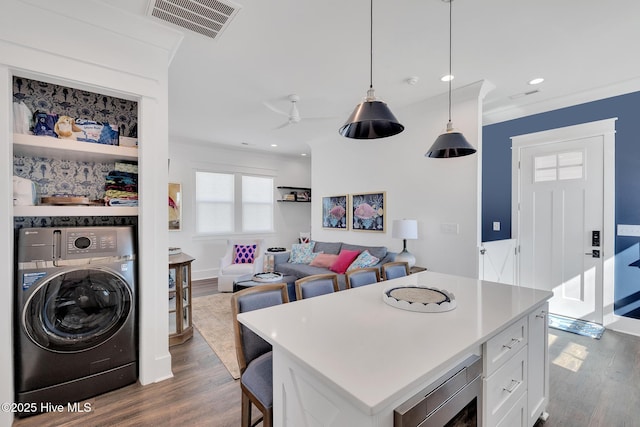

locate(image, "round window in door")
[[23, 267, 133, 353]]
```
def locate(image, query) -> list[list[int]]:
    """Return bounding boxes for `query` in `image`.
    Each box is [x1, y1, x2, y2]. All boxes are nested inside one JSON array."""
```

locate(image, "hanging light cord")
[[369, 0, 373, 90], [447, 0, 453, 127]]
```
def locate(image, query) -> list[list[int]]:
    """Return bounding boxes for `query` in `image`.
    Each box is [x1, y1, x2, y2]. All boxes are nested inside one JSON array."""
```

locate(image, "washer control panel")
[[67, 230, 117, 254]]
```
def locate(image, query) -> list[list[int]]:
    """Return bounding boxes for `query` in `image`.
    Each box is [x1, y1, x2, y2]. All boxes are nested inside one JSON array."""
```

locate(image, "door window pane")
[[534, 151, 583, 182]]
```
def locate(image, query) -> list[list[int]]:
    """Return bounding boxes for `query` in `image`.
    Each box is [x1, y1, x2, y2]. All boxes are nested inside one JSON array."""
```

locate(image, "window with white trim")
[[196, 171, 274, 234]]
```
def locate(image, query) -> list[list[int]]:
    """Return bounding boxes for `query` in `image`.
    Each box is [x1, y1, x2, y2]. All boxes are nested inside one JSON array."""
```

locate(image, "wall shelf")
[[13, 133, 139, 162], [13, 205, 138, 217], [277, 186, 311, 203]]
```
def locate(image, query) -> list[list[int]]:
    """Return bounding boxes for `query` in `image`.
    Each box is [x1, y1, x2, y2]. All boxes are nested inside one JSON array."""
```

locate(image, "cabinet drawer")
[[484, 316, 528, 376], [484, 346, 528, 427], [496, 392, 527, 427]]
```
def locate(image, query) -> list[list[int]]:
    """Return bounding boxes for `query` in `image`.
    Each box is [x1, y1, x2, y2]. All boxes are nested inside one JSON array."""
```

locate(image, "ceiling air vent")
[[147, 0, 241, 40]]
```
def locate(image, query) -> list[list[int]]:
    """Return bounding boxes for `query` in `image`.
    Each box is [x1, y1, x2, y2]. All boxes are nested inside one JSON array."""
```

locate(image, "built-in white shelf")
[[13, 205, 138, 217], [13, 133, 139, 162]]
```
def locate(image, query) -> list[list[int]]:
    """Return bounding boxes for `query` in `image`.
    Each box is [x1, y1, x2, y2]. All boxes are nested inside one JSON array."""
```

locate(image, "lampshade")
[[426, 0, 476, 159], [339, 0, 404, 140], [426, 123, 476, 158], [392, 219, 418, 240], [339, 97, 405, 139]]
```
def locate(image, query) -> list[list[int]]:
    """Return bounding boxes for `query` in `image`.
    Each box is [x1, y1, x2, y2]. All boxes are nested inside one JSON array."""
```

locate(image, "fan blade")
[[263, 101, 288, 116], [274, 120, 292, 129]]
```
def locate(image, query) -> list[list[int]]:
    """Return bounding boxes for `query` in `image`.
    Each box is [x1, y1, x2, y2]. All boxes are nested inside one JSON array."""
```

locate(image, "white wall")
[[0, 2, 181, 425], [310, 81, 491, 278], [168, 140, 312, 280]]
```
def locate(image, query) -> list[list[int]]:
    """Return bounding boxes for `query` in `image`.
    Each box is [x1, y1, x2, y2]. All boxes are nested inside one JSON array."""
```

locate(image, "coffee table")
[[233, 273, 298, 301]]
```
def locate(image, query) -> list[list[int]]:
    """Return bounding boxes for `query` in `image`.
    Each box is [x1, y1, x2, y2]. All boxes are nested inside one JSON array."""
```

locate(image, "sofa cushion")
[[346, 250, 380, 272], [310, 253, 338, 268], [277, 263, 331, 279], [330, 249, 360, 274], [341, 243, 387, 261], [313, 241, 342, 255], [289, 242, 316, 264]]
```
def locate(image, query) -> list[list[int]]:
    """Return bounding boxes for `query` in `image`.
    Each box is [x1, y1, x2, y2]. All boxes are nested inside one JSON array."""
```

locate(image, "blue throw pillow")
[[289, 242, 317, 264], [346, 250, 380, 271]]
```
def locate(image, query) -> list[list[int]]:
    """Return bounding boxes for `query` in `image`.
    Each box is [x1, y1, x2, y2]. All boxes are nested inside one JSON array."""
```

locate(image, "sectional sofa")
[[273, 240, 396, 291]]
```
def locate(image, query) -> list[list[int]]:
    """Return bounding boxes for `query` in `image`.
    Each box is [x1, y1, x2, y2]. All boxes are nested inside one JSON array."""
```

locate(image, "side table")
[[169, 252, 194, 346], [264, 249, 290, 272], [409, 266, 427, 274], [233, 273, 298, 302]]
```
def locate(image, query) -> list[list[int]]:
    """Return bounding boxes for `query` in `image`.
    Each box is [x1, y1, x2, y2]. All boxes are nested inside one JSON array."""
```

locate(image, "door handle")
[[585, 250, 600, 258]]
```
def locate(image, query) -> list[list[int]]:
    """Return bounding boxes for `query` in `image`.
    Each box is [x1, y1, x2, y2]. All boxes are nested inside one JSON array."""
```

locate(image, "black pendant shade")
[[340, 0, 404, 140], [426, 0, 476, 159], [426, 122, 476, 158], [339, 95, 405, 139]]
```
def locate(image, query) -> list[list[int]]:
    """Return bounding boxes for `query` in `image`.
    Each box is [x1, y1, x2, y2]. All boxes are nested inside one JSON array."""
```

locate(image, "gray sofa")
[[273, 241, 396, 290]]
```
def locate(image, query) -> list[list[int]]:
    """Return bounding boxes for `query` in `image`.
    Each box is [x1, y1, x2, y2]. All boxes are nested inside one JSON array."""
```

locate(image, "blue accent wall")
[[482, 91, 640, 319]]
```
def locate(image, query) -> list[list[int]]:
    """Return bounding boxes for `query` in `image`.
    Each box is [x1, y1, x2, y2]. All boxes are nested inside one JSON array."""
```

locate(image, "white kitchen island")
[[238, 270, 552, 427]]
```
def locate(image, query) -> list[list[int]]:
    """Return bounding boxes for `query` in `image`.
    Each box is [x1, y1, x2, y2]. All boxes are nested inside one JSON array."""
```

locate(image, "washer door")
[[23, 267, 133, 352]]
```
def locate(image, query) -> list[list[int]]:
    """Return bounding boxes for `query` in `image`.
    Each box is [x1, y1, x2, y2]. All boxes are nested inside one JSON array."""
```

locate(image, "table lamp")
[[392, 219, 418, 268]]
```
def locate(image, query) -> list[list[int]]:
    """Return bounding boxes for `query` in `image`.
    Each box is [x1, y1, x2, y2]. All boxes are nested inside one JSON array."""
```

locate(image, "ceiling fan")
[[264, 94, 334, 129], [263, 94, 302, 129]]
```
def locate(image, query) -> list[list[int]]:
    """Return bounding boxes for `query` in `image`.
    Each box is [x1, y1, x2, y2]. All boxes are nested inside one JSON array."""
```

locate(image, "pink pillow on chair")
[[329, 249, 360, 274], [233, 244, 256, 264]]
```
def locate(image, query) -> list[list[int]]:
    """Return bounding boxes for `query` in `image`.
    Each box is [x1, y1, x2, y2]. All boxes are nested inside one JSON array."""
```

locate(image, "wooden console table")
[[169, 252, 194, 346]]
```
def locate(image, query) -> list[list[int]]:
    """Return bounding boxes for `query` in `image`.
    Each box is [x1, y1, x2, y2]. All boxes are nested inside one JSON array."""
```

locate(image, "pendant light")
[[426, 0, 476, 158], [339, 0, 404, 139]]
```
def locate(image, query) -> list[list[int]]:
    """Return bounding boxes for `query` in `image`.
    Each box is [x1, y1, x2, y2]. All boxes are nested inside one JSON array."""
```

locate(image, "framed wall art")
[[351, 192, 385, 232], [322, 195, 348, 229], [168, 182, 182, 231]]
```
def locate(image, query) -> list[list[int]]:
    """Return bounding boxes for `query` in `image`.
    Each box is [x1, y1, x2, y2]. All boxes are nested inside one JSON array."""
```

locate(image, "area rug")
[[548, 313, 605, 339], [191, 293, 241, 379]]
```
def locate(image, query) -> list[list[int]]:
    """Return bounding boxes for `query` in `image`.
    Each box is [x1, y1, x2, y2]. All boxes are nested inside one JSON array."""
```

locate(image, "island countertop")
[[237, 270, 552, 417]]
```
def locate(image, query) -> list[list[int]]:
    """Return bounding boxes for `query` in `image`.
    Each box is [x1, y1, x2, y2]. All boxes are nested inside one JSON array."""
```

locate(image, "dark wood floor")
[[13, 278, 640, 426]]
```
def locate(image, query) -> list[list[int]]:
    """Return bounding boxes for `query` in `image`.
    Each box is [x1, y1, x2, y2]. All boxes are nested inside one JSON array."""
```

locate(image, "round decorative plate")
[[382, 285, 456, 313], [252, 272, 284, 283]]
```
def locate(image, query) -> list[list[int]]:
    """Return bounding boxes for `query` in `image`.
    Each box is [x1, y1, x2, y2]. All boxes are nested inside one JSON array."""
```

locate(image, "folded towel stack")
[[105, 162, 138, 206]]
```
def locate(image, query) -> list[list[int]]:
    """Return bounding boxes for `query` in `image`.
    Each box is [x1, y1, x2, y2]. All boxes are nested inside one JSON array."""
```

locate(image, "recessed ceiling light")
[[301, 153, 307, 156], [441, 74, 454, 82], [271, 144, 278, 147], [528, 77, 544, 85]]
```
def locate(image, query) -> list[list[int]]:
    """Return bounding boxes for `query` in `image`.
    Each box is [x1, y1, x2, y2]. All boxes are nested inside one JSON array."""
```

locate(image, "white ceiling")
[[101, 0, 640, 156]]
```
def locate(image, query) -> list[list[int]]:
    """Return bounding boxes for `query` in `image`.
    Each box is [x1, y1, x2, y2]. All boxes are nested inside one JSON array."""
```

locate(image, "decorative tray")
[[382, 285, 456, 313], [41, 196, 91, 205], [252, 272, 284, 283]]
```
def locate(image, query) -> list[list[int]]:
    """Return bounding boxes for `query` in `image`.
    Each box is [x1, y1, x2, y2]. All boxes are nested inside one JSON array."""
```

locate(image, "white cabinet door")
[[527, 303, 549, 426]]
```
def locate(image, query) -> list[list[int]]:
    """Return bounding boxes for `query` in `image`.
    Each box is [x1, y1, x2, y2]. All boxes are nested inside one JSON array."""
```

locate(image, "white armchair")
[[218, 239, 266, 292]]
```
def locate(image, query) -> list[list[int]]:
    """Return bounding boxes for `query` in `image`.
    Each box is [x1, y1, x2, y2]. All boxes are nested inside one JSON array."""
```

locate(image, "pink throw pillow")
[[329, 249, 360, 274], [310, 253, 338, 268], [233, 244, 256, 264]]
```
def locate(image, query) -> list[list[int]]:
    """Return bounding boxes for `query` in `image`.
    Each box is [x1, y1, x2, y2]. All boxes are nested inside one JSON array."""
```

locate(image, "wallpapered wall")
[[14, 216, 138, 229], [13, 156, 115, 200], [13, 76, 138, 138], [12, 78, 140, 228], [12, 77, 139, 200]]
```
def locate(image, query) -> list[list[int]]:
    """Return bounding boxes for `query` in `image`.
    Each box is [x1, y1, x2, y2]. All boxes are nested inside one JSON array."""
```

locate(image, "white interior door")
[[514, 128, 606, 323]]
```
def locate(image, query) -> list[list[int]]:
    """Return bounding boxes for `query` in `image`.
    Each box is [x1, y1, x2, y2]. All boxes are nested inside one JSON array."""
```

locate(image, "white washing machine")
[[14, 226, 137, 417]]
